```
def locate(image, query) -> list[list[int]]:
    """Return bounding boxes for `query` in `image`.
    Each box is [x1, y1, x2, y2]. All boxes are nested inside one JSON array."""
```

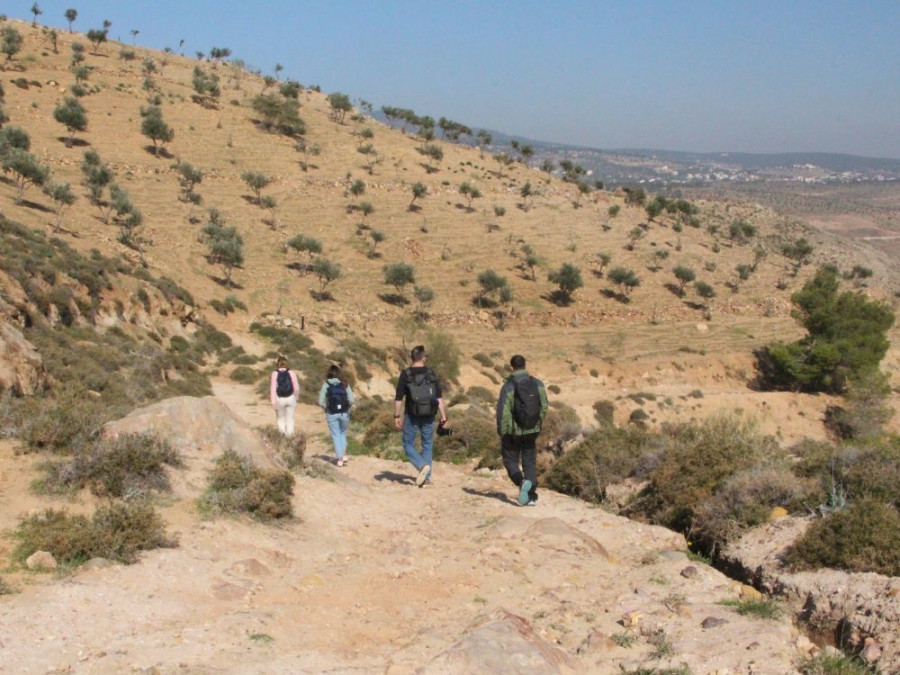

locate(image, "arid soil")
[[0, 375, 810, 675]]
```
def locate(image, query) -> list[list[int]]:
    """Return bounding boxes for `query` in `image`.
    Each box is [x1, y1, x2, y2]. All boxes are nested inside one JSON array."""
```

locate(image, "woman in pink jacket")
[[270, 357, 300, 436]]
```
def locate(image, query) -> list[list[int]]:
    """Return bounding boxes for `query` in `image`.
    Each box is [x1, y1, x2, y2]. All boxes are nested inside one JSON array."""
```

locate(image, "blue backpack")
[[276, 370, 294, 397], [326, 381, 350, 414]]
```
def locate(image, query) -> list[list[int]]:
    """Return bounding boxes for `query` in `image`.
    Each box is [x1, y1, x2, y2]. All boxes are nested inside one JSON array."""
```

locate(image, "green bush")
[[40, 433, 181, 497], [13, 502, 173, 567], [200, 450, 295, 520], [756, 268, 894, 394], [545, 426, 651, 503], [635, 415, 778, 532], [785, 499, 900, 576]]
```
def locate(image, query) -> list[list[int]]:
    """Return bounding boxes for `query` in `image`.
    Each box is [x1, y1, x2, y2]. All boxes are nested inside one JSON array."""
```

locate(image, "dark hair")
[[277, 357, 288, 369], [410, 345, 426, 363], [327, 364, 341, 380], [510, 354, 526, 370]]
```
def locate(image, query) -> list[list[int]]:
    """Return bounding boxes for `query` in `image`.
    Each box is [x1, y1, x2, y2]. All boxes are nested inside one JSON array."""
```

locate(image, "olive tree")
[[548, 263, 583, 305], [53, 97, 88, 147]]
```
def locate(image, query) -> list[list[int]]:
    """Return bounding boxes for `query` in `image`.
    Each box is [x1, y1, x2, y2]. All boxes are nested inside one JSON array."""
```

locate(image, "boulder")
[[0, 319, 45, 395], [103, 396, 279, 498], [418, 610, 575, 674]]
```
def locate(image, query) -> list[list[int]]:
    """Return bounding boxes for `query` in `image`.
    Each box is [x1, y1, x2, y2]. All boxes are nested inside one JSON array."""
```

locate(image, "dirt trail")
[[0, 376, 804, 674]]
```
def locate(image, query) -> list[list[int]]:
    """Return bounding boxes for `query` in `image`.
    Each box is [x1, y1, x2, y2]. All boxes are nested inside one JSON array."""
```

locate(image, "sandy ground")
[[0, 375, 806, 674]]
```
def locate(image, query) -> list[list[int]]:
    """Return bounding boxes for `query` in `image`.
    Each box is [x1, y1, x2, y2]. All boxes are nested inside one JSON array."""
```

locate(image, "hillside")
[[2, 19, 899, 405]]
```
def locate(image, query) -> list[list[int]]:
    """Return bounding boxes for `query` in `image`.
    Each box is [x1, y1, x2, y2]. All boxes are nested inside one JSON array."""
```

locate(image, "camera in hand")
[[437, 419, 453, 436]]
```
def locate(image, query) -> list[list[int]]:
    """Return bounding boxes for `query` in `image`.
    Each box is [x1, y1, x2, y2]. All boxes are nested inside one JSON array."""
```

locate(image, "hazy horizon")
[[9, 1, 900, 160]]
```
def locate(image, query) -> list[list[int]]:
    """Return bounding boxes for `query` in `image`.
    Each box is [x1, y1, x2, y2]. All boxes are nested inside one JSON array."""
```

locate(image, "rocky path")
[[0, 379, 805, 674]]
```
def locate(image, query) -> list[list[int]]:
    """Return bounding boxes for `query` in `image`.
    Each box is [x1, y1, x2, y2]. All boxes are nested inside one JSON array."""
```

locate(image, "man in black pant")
[[496, 354, 548, 506]]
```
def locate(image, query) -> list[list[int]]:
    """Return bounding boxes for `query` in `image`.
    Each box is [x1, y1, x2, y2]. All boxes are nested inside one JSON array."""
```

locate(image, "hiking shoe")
[[526, 500, 537, 507], [518, 479, 533, 506], [336, 458, 344, 467], [416, 465, 431, 487]]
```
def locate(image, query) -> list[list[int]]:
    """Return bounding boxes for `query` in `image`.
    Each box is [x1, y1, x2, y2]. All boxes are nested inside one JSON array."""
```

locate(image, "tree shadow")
[[601, 288, 630, 304], [379, 292, 410, 306], [143, 145, 173, 159], [664, 282, 685, 297], [472, 296, 498, 309], [419, 162, 439, 174], [374, 471, 415, 486], [683, 301, 706, 311], [591, 269, 606, 279], [543, 290, 573, 307], [18, 199, 53, 213], [310, 290, 335, 302], [462, 487, 516, 506], [56, 136, 90, 148], [210, 275, 243, 290], [408, 204, 421, 213], [365, 250, 382, 260]]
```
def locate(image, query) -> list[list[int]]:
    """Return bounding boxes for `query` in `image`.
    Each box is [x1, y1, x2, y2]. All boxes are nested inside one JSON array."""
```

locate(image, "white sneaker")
[[416, 464, 431, 487]]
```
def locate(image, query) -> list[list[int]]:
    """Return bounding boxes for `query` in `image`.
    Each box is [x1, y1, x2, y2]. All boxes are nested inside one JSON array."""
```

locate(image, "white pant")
[[275, 396, 297, 436]]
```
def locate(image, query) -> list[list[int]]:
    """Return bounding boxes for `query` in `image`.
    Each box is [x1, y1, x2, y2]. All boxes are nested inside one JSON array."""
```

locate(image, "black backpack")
[[512, 376, 541, 428], [276, 370, 294, 397], [406, 368, 437, 417], [325, 381, 350, 414]]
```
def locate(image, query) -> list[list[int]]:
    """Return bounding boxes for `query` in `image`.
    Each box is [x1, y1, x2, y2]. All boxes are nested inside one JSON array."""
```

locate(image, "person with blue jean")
[[318, 364, 355, 467], [394, 345, 448, 487]]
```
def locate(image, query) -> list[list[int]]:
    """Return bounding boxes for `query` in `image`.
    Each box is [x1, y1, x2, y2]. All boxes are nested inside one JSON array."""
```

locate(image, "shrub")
[[691, 465, 815, 554], [347, 396, 384, 426], [13, 502, 173, 567], [540, 401, 582, 452], [435, 407, 496, 465], [201, 450, 295, 520], [545, 426, 651, 503], [793, 438, 900, 508], [40, 433, 182, 497], [18, 387, 108, 454], [785, 499, 900, 576], [360, 410, 402, 459], [258, 426, 306, 469], [473, 352, 493, 368], [592, 399, 615, 426], [636, 415, 779, 532], [229, 366, 260, 385], [465, 386, 495, 405], [797, 652, 873, 675], [718, 597, 783, 620]]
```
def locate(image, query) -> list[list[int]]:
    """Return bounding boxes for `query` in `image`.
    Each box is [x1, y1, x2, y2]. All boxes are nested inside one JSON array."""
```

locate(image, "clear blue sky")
[[13, 1, 900, 158]]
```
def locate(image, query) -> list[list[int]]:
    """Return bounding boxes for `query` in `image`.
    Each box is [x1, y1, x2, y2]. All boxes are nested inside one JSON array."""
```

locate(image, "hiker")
[[318, 364, 355, 467], [394, 345, 448, 487], [496, 354, 548, 506], [270, 357, 300, 436]]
